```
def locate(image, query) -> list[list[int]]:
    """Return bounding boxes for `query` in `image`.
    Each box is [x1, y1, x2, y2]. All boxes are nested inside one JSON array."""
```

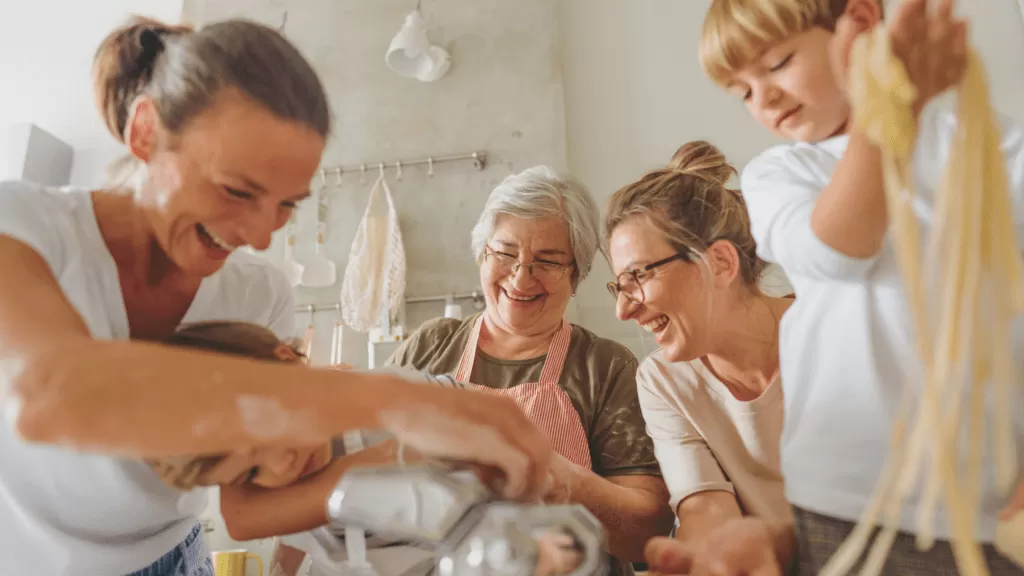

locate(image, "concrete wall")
[[559, 0, 1024, 358], [183, 0, 569, 370]]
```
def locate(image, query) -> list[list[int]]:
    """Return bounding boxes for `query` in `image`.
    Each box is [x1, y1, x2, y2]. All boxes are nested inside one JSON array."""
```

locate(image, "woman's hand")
[[377, 382, 552, 502], [543, 453, 583, 504], [645, 517, 789, 576], [831, 0, 967, 117]]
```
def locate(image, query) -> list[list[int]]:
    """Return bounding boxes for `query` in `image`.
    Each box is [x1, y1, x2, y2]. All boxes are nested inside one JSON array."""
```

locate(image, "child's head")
[[604, 141, 767, 363], [700, 0, 883, 143], [153, 322, 333, 490], [164, 320, 303, 362]]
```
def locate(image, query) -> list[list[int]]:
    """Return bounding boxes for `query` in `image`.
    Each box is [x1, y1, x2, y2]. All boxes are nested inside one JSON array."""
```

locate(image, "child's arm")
[[810, 133, 887, 259], [269, 540, 307, 576], [219, 439, 422, 541], [813, 0, 967, 260], [745, 0, 968, 277]]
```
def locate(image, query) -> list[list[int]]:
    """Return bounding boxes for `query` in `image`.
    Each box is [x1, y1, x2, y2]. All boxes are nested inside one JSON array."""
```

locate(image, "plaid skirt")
[[793, 506, 1024, 575]]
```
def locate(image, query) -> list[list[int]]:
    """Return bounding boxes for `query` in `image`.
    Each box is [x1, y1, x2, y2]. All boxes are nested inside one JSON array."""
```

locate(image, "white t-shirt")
[[741, 105, 1024, 542], [0, 182, 295, 575], [636, 351, 790, 523]]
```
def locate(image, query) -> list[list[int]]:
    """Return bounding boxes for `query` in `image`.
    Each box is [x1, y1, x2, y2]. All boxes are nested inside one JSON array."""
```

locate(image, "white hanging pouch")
[[340, 174, 407, 333]]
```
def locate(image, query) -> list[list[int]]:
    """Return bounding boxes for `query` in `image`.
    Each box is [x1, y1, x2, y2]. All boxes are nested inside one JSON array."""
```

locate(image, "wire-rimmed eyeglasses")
[[484, 246, 574, 283], [607, 253, 688, 303]]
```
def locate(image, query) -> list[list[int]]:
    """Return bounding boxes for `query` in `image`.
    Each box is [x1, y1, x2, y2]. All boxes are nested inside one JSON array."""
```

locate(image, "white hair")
[[471, 165, 600, 289]]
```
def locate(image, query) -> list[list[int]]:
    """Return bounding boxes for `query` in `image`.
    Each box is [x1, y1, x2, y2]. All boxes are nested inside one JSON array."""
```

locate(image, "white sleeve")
[[993, 113, 1024, 243], [264, 266, 296, 341], [636, 362, 734, 512], [0, 182, 65, 273], [909, 106, 1024, 246], [741, 149, 881, 282]]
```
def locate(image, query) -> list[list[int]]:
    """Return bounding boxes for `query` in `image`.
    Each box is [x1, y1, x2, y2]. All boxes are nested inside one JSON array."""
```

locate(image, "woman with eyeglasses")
[[374, 166, 673, 576], [604, 141, 797, 572]]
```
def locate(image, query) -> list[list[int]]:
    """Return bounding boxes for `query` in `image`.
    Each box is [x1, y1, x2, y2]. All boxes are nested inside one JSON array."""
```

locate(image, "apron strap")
[[454, 315, 573, 386], [454, 315, 485, 382], [537, 321, 572, 385]]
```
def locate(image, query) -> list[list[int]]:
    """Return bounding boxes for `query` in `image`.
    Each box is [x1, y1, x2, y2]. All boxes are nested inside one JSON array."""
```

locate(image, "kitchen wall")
[[182, 0, 569, 369], [559, 0, 1024, 358]]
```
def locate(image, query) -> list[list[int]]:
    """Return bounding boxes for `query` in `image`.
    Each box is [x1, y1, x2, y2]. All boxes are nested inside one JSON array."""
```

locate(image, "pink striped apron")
[[454, 316, 593, 470]]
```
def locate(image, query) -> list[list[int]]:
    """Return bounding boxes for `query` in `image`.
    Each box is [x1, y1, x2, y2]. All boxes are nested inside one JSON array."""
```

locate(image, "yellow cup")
[[212, 549, 263, 576]]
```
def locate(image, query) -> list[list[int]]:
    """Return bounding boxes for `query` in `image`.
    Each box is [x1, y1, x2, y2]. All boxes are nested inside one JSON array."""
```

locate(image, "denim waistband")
[[126, 523, 212, 576]]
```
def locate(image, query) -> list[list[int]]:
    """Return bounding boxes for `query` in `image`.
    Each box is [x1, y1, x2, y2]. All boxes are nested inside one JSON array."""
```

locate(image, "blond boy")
[[646, 1, 1024, 574]]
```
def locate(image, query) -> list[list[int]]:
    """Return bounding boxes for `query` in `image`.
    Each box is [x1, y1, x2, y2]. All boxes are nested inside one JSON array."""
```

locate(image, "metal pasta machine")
[[325, 464, 611, 576]]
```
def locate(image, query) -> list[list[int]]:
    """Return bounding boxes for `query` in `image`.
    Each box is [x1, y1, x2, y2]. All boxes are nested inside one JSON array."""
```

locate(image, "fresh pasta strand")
[[913, 63, 982, 551], [819, 20, 1024, 576], [817, 28, 922, 576]]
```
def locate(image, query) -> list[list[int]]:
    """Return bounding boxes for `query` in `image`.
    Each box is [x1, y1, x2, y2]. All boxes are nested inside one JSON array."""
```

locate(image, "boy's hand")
[[829, 5, 873, 96], [1001, 481, 1024, 520], [831, 0, 968, 117], [889, 0, 968, 117], [645, 518, 785, 576]]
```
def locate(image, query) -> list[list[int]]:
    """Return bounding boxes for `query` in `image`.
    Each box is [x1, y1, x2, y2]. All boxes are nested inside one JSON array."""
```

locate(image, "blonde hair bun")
[[668, 140, 737, 187]]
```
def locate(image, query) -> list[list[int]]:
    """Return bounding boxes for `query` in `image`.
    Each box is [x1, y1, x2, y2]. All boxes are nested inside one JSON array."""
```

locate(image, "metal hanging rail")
[[296, 291, 482, 314], [316, 151, 487, 183]]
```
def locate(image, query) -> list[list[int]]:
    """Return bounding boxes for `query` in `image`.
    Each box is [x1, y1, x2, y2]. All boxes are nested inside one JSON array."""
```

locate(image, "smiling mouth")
[[502, 287, 543, 303], [641, 315, 669, 334], [776, 106, 801, 129], [196, 223, 235, 253]]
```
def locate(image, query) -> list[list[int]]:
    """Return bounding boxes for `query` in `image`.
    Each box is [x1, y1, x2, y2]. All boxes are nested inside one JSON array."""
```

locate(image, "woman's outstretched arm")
[[0, 236, 552, 499]]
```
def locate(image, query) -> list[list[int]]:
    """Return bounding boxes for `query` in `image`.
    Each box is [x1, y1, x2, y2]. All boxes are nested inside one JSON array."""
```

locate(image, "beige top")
[[637, 350, 791, 523]]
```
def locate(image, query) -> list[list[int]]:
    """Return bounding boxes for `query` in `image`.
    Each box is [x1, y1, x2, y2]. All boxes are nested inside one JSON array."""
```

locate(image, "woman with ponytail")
[[0, 16, 550, 576], [604, 141, 797, 572]]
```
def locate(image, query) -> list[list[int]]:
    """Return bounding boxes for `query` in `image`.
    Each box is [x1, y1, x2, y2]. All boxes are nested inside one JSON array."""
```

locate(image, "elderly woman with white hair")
[[386, 166, 674, 575]]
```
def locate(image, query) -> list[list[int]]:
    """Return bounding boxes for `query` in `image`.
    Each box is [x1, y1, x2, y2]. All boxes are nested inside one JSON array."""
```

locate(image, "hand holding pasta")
[[828, 0, 967, 114], [887, 0, 968, 115], [819, 3, 1024, 576]]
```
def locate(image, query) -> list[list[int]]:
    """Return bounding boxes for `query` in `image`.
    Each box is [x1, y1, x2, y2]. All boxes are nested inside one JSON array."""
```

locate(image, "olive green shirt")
[[387, 314, 660, 478]]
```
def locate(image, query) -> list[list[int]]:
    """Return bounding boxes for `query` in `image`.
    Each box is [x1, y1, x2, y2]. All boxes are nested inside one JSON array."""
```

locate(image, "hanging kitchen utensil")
[[281, 211, 304, 287], [330, 305, 345, 366], [340, 171, 407, 333], [300, 173, 337, 288], [443, 293, 463, 320], [302, 307, 315, 363]]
